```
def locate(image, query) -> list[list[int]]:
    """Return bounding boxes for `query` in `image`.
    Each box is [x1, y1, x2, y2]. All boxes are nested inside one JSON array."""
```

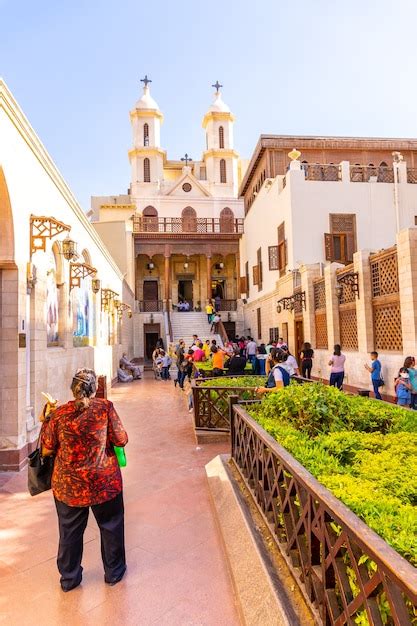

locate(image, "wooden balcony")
[[133, 216, 244, 238], [135, 300, 164, 312]]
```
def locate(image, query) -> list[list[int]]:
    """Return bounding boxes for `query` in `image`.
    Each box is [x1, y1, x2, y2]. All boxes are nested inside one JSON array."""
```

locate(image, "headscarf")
[[70, 368, 97, 411]]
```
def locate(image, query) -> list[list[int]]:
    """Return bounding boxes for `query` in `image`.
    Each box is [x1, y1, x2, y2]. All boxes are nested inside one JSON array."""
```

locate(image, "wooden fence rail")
[[229, 398, 417, 626]]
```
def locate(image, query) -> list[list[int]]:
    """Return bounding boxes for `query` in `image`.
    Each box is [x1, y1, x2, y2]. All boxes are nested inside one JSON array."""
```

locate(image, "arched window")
[[144, 158, 150, 182], [143, 205, 158, 232], [220, 159, 227, 183], [82, 249, 92, 266], [220, 207, 234, 233], [380, 161, 388, 167], [144, 123, 149, 146], [181, 206, 197, 232], [219, 126, 224, 149]]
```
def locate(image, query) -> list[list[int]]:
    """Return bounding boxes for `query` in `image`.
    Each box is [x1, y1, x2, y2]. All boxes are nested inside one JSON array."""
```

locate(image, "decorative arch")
[[143, 123, 149, 146], [82, 248, 92, 265], [220, 207, 234, 233], [181, 206, 197, 232], [142, 205, 158, 232], [219, 126, 224, 149], [144, 158, 151, 182], [380, 161, 388, 167], [0, 166, 15, 266], [220, 159, 227, 183]]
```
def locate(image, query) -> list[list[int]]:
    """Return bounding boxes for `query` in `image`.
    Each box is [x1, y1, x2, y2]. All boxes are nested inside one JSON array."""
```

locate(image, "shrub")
[[246, 382, 417, 564]]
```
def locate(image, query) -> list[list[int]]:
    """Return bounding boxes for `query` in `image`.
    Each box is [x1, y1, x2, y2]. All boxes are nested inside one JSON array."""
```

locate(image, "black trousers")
[[301, 360, 312, 379], [54, 492, 126, 590]]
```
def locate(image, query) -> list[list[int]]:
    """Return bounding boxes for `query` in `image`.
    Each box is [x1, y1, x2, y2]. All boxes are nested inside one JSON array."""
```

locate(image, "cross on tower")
[[181, 153, 192, 166], [140, 75, 152, 88], [212, 80, 223, 92]]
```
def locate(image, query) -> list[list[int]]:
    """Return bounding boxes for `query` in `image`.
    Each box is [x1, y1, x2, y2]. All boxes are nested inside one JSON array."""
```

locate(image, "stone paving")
[[0, 374, 241, 625]]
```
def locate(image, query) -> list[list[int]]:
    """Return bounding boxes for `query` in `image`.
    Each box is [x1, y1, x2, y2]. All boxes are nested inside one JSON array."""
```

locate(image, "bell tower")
[[129, 76, 165, 197], [202, 81, 239, 197]]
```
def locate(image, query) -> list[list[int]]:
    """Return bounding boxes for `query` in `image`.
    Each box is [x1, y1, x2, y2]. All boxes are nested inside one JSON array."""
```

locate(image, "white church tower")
[[129, 76, 165, 197], [202, 81, 239, 197]]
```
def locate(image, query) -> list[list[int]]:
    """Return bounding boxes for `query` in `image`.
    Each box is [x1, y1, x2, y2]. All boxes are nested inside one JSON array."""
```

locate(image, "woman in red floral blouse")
[[41, 368, 128, 592]]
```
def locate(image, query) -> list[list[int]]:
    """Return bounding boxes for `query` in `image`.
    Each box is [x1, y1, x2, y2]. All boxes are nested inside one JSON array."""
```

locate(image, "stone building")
[[0, 79, 134, 470], [91, 79, 246, 357], [238, 137, 417, 394]]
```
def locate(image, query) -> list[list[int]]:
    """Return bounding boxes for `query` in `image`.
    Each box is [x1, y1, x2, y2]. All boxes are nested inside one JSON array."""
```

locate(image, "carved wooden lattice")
[[373, 303, 403, 351], [339, 306, 358, 350], [370, 249, 399, 297], [314, 279, 326, 310], [315, 312, 328, 349], [192, 383, 258, 430], [231, 403, 417, 626], [370, 248, 402, 351]]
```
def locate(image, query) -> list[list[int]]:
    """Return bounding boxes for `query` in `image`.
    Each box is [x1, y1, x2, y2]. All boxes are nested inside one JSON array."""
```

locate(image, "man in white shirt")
[[246, 337, 258, 372]]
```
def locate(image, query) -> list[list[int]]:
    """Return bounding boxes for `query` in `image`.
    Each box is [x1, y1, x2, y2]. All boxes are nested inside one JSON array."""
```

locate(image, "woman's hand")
[[39, 401, 57, 422], [255, 386, 267, 394]]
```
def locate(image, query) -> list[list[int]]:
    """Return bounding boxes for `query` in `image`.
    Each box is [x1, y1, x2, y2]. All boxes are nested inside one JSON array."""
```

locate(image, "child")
[[183, 378, 194, 413], [156, 350, 172, 381], [395, 367, 412, 407]]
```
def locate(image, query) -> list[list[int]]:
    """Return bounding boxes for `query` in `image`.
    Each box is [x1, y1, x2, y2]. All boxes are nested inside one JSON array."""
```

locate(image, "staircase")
[[170, 312, 223, 348]]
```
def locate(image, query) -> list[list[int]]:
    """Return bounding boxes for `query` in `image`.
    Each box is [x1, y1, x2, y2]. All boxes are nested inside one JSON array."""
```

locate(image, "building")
[[0, 79, 134, 470], [238, 135, 417, 394], [92, 79, 246, 357]]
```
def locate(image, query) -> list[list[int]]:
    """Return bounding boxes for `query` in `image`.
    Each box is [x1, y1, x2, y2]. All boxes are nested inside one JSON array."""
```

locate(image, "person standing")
[[329, 344, 346, 390], [300, 342, 314, 379], [156, 350, 172, 380], [205, 301, 214, 324], [246, 336, 258, 372], [256, 343, 268, 375], [364, 351, 383, 400], [281, 347, 300, 377], [41, 369, 128, 591], [214, 294, 221, 313], [211, 313, 221, 334], [404, 356, 417, 409], [395, 368, 412, 407]]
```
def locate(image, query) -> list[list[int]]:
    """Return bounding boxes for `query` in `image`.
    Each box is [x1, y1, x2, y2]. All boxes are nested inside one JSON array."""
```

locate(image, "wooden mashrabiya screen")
[[314, 278, 328, 349], [370, 247, 402, 352]]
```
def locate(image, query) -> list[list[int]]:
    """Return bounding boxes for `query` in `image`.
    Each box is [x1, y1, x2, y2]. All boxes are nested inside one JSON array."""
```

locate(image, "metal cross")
[[212, 80, 223, 92], [181, 153, 192, 166], [140, 75, 152, 88]]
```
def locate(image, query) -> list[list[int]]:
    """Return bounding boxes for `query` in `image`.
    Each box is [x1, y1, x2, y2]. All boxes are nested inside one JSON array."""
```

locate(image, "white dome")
[[135, 86, 160, 111], [208, 92, 230, 113]]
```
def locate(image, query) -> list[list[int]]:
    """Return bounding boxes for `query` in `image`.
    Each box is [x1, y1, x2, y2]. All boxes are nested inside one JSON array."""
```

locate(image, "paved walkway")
[[0, 375, 240, 625]]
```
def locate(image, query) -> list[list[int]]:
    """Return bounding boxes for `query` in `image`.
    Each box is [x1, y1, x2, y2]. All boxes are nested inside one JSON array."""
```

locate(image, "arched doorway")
[[0, 166, 14, 265], [181, 206, 197, 232]]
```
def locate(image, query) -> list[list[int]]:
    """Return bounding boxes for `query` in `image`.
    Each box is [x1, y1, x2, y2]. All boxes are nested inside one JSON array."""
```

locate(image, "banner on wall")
[[73, 278, 91, 347], [46, 266, 59, 346]]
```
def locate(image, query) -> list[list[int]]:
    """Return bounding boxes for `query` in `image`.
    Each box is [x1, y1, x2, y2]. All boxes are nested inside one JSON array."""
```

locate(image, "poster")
[[46, 267, 59, 346]]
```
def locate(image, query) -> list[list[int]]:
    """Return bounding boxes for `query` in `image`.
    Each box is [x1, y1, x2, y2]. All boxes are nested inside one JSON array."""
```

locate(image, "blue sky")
[[1, 0, 416, 209]]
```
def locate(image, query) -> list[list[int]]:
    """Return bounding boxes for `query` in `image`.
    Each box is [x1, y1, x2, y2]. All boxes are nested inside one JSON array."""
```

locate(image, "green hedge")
[[247, 383, 417, 565], [199, 375, 265, 388], [195, 361, 253, 373]]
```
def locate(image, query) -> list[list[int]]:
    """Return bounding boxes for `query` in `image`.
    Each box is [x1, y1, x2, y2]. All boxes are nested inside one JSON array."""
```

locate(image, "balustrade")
[[133, 216, 244, 235]]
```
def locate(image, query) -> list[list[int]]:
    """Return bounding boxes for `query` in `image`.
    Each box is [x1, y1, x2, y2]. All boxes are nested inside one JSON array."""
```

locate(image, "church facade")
[[91, 80, 246, 358]]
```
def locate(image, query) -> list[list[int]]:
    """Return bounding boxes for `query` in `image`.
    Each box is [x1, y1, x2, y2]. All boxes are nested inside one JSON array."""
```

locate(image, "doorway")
[[143, 280, 158, 301], [294, 320, 304, 359], [144, 323, 161, 361], [178, 280, 193, 304], [211, 280, 225, 299]]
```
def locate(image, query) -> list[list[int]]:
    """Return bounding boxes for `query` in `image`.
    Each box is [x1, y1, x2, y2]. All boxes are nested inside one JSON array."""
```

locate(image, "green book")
[[114, 446, 127, 467]]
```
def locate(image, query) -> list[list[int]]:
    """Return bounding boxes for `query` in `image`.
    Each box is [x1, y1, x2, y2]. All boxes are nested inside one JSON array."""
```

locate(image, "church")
[[91, 78, 246, 359]]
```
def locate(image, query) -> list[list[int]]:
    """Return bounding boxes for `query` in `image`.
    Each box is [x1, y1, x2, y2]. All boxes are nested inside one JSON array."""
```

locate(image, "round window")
[[182, 183, 192, 192]]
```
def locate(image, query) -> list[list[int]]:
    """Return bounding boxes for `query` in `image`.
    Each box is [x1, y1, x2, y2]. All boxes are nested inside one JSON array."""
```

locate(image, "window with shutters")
[[253, 265, 259, 286], [219, 126, 224, 149], [277, 222, 287, 276], [257, 307, 262, 340], [324, 214, 356, 264], [143, 123, 149, 146], [220, 159, 227, 183], [268, 246, 279, 270], [257, 247, 263, 291], [239, 276, 248, 295], [144, 158, 151, 182], [199, 166, 207, 180], [269, 327, 279, 343]]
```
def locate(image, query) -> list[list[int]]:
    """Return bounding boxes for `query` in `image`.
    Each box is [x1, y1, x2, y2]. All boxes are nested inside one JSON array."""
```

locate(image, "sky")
[[1, 0, 417, 210]]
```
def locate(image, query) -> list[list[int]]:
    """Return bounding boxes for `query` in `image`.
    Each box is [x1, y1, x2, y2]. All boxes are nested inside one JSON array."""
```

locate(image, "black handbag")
[[28, 429, 54, 496]]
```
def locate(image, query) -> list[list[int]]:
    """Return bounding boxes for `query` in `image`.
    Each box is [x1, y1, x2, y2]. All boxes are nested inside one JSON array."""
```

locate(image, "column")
[[164, 246, 171, 310], [324, 263, 341, 348], [300, 263, 321, 344], [235, 252, 240, 300], [397, 228, 417, 353], [206, 255, 212, 301]]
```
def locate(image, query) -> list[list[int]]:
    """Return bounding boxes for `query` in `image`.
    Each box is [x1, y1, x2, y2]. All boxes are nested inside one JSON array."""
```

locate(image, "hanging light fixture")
[[183, 262, 189, 270], [62, 236, 78, 261], [92, 278, 101, 293]]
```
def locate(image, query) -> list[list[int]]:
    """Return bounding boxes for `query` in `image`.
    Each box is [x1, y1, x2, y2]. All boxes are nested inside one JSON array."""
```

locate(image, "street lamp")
[[62, 237, 77, 261]]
